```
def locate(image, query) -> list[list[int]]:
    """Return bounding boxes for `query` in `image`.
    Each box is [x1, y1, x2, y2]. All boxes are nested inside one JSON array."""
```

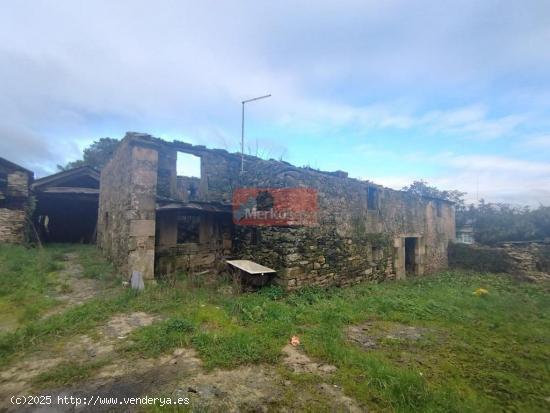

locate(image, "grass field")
[[0, 244, 549, 412]]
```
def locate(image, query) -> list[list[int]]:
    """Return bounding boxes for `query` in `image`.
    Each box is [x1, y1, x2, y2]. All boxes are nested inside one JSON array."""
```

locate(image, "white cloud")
[[287, 101, 528, 140], [443, 154, 550, 174], [418, 105, 527, 140], [369, 152, 550, 206], [522, 134, 550, 148]]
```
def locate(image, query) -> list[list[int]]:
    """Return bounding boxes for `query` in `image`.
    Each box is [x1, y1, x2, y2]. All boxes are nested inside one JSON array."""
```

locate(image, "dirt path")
[[0, 252, 102, 335], [0, 312, 444, 413], [1, 315, 364, 412], [42, 253, 102, 319], [0, 312, 160, 404]]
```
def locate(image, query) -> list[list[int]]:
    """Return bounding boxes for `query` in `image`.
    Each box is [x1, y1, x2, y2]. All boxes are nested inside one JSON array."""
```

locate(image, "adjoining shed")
[[32, 166, 99, 243], [0, 157, 33, 244]]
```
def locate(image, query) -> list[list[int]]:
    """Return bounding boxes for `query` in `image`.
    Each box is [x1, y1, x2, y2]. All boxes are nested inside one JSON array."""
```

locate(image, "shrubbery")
[[458, 202, 550, 245], [402, 180, 550, 245]]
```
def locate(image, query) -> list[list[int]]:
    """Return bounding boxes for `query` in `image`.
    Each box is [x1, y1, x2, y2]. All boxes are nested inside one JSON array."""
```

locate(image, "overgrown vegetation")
[[0, 244, 117, 335], [459, 201, 550, 245], [58, 137, 119, 171], [1, 245, 549, 412], [0, 244, 64, 326], [402, 180, 550, 244], [402, 180, 466, 205]]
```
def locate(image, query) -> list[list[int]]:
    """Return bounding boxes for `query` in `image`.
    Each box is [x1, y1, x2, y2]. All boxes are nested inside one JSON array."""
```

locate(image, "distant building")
[[456, 222, 474, 244]]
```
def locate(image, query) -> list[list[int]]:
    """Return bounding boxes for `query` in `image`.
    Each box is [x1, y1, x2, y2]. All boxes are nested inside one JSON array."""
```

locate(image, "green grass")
[[0, 244, 549, 412], [124, 271, 549, 412], [0, 289, 137, 367], [0, 244, 64, 325], [121, 317, 196, 357], [76, 244, 117, 280], [32, 359, 111, 387], [0, 244, 117, 330]]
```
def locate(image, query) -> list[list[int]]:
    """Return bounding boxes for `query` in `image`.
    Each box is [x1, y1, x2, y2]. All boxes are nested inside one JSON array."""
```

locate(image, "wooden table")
[[226, 259, 277, 290]]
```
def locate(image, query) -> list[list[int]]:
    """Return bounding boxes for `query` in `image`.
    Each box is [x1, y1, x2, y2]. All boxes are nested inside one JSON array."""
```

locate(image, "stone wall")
[[170, 142, 455, 289], [156, 244, 220, 275], [0, 209, 27, 244], [449, 241, 550, 282], [157, 147, 177, 199], [97, 134, 159, 280], [448, 242, 512, 273], [234, 228, 395, 289], [176, 176, 200, 202], [6, 171, 30, 198], [500, 242, 550, 276], [230, 165, 454, 289], [377, 189, 455, 275], [0, 167, 32, 244]]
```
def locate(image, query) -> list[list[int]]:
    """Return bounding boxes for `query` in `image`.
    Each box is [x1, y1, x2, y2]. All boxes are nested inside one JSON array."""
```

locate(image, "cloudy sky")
[[1, 0, 549, 205]]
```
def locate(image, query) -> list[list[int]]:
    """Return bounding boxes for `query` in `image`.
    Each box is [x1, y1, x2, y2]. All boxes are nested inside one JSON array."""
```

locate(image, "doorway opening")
[[405, 237, 417, 275]]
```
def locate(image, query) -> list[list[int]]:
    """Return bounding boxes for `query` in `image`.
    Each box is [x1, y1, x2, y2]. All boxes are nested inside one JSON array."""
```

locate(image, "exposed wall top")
[[120, 131, 454, 205]]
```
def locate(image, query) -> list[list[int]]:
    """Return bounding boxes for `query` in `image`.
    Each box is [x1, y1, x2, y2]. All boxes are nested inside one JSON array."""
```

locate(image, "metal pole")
[[240, 94, 271, 174], [241, 102, 245, 173]]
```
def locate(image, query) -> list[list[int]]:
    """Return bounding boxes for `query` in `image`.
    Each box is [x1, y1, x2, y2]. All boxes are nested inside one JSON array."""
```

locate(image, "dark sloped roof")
[[0, 157, 33, 175], [156, 200, 232, 214], [32, 166, 100, 190]]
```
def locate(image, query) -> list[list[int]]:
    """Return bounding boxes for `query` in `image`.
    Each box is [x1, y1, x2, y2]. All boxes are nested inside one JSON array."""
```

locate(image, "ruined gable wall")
[[97, 135, 159, 279], [0, 170, 31, 244]]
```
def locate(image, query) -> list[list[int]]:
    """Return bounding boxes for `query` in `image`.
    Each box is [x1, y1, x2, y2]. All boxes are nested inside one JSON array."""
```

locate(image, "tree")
[[401, 180, 466, 210], [470, 201, 536, 244], [58, 137, 120, 171], [531, 206, 550, 239], [401, 180, 550, 244]]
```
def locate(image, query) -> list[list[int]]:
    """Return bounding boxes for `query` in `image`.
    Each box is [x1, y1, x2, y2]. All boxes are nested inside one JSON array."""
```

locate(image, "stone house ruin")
[[97, 132, 455, 290], [0, 157, 33, 244]]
